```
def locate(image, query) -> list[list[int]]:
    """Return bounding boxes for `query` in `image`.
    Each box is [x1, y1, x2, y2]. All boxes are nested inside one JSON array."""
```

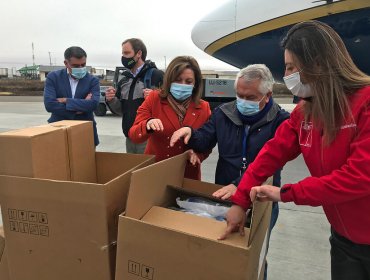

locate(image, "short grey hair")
[[234, 64, 274, 95]]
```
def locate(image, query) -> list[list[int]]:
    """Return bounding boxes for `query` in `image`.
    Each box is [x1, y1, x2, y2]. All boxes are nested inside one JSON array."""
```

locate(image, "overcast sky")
[[0, 0, 238, 71]]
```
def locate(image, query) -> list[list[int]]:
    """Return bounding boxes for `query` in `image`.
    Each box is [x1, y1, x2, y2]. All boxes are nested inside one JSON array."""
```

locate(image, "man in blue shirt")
[[44, 46, 100, 146]]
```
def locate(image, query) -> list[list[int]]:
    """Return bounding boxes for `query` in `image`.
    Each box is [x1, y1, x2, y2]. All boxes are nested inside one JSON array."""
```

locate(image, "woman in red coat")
[[129, 56, 211, 180], [220, 21, 370, 280]]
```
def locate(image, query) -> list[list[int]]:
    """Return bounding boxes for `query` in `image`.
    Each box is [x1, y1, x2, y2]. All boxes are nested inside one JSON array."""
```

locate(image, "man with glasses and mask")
[[170, 64, 289, 279], [105, 38, 163, 154], [44, 46, 100, 146]]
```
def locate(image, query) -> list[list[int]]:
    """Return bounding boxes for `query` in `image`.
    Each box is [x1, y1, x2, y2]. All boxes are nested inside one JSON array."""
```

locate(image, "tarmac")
[[0, 96, 330, 279]]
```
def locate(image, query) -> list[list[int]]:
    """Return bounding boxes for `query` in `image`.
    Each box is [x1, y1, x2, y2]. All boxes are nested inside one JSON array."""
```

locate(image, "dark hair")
[[281, 20, 370, 144], [122, 38, 147, 61], [160, 56, 203, 104], [64, 46, 87, 60]]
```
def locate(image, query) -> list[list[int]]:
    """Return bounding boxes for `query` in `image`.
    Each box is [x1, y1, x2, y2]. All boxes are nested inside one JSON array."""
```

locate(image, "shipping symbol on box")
[[128, 260, 154, 280], [7, 208, 49, 237]]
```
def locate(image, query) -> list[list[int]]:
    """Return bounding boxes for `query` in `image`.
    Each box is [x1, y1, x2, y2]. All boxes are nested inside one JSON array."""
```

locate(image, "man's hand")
[[143, 88, 152, 99], [105, 87, 116, 102], [250, 185, 281, 202], [218, 205, 246, 240], [146, 118, 164, 131], [170, 127, 192, 147], [188, 149, 201, 166], [57, 97, 67, 103], [213, 184, 237, 200], [85, 93, 92, 100]]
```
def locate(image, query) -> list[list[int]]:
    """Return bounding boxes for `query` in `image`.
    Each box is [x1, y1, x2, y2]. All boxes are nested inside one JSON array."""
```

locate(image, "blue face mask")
[[71, 67, 87, 79], [236, 96, 263, 116], [170, 83, 193, 101]]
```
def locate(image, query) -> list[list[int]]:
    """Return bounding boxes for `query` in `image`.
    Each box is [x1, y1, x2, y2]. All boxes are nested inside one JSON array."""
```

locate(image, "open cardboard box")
[[115, 152, 272, 280], [0, 121, 155, 280]]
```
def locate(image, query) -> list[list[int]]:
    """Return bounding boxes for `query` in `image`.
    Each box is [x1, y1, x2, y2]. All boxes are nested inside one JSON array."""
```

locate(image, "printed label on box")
[[7, 208, 49, 237], [128, 260, 155, 279]]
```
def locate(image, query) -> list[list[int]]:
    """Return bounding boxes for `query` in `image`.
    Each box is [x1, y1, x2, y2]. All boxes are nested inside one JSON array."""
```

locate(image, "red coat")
[[129, 91, 211, 180], [232, 86, 370, 244]]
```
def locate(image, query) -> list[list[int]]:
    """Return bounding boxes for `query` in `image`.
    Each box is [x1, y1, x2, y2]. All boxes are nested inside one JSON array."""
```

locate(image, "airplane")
[[191, 0, 370, 80]]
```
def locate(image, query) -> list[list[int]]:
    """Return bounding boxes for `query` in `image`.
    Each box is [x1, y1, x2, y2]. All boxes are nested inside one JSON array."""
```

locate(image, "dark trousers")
[[330, 229, 370, 280]]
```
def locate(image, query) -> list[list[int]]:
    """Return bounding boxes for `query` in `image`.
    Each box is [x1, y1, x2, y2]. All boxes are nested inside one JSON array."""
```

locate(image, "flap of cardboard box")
[[125, 152, 188, 220], [0, 125, 61, 137], [248, 176, 273, 245], [142, 206, 248, 248]]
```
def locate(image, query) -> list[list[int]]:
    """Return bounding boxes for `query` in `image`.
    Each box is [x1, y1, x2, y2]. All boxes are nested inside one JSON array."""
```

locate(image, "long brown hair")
[[281, 20, 370, 144], [160, 56, 203, 104]]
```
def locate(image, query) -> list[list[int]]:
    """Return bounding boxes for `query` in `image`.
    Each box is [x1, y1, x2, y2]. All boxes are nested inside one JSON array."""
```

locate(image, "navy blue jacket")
[[44, 69, 100, 145], [188, 99, 290, 186]]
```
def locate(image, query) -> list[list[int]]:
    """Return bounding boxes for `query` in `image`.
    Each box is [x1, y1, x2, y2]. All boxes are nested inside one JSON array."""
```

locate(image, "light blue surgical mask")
[[236, 96, 263, 116], [170, 83, 193, 101], [71, 67, 87, 80]]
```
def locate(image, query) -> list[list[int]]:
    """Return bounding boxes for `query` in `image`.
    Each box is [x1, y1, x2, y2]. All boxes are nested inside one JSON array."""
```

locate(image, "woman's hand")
[[146, 118, 164, 131], [188, 149, 201, 166], [212, 184, 237, 200], [218, 205, 246, 240], [250, 185, 281, 202]]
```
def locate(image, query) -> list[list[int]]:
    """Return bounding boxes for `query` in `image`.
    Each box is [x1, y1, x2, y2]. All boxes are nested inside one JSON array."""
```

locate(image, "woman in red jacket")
[[129, 56, 211, 180], [221, 21, 370, 279]]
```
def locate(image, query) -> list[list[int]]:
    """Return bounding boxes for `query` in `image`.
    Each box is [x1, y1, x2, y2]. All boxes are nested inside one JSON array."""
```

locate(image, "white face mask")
[[283, 72, 313, 98]]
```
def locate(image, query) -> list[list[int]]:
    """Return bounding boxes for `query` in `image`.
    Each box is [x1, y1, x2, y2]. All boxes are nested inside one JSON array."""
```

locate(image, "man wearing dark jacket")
[[170, 64, 289, 280], [105, 38, 163, 153], [44, 46, 100, 146]]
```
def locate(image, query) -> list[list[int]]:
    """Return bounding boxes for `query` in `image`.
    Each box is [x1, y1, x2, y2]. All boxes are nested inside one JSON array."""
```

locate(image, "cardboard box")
[[0, 120, 96, 182], [0, 152, 155, 280], [50, 120, 97, 183], [0, 227, 10, 280], [0, 125, 70, 180], [115, 152, 272, 280]]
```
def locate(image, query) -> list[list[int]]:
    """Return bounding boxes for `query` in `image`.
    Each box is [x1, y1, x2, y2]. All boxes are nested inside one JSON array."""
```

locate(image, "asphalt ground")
[[0, 96, 330, 279]]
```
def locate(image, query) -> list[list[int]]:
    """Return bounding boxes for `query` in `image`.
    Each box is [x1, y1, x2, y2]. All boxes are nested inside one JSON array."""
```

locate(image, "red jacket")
[[129, 91, 211, 180], [232, 86, 370, 244]]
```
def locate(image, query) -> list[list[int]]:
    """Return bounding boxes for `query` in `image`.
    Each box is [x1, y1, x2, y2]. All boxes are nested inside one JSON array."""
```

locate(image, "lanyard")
[[241, 125, 250, 172]]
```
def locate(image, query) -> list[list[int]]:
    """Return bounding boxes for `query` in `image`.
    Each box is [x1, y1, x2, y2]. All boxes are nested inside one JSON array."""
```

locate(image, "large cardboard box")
[[0, 120, 96, 182], [50, 120, 97, 183], [0, 125, 70, 180], [115, 152, 272, 280], [0, 152, 155, 280]]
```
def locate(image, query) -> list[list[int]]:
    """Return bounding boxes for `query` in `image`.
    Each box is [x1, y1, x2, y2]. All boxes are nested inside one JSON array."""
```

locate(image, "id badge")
[[299, 121, 313, 147]]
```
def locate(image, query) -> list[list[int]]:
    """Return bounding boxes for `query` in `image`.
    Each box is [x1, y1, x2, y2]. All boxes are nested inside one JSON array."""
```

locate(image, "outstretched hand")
[[212, 184, 237, 200], [146, 118, 164, 131], [218, 205, 246, 240], [170, 127, 192, 147]]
